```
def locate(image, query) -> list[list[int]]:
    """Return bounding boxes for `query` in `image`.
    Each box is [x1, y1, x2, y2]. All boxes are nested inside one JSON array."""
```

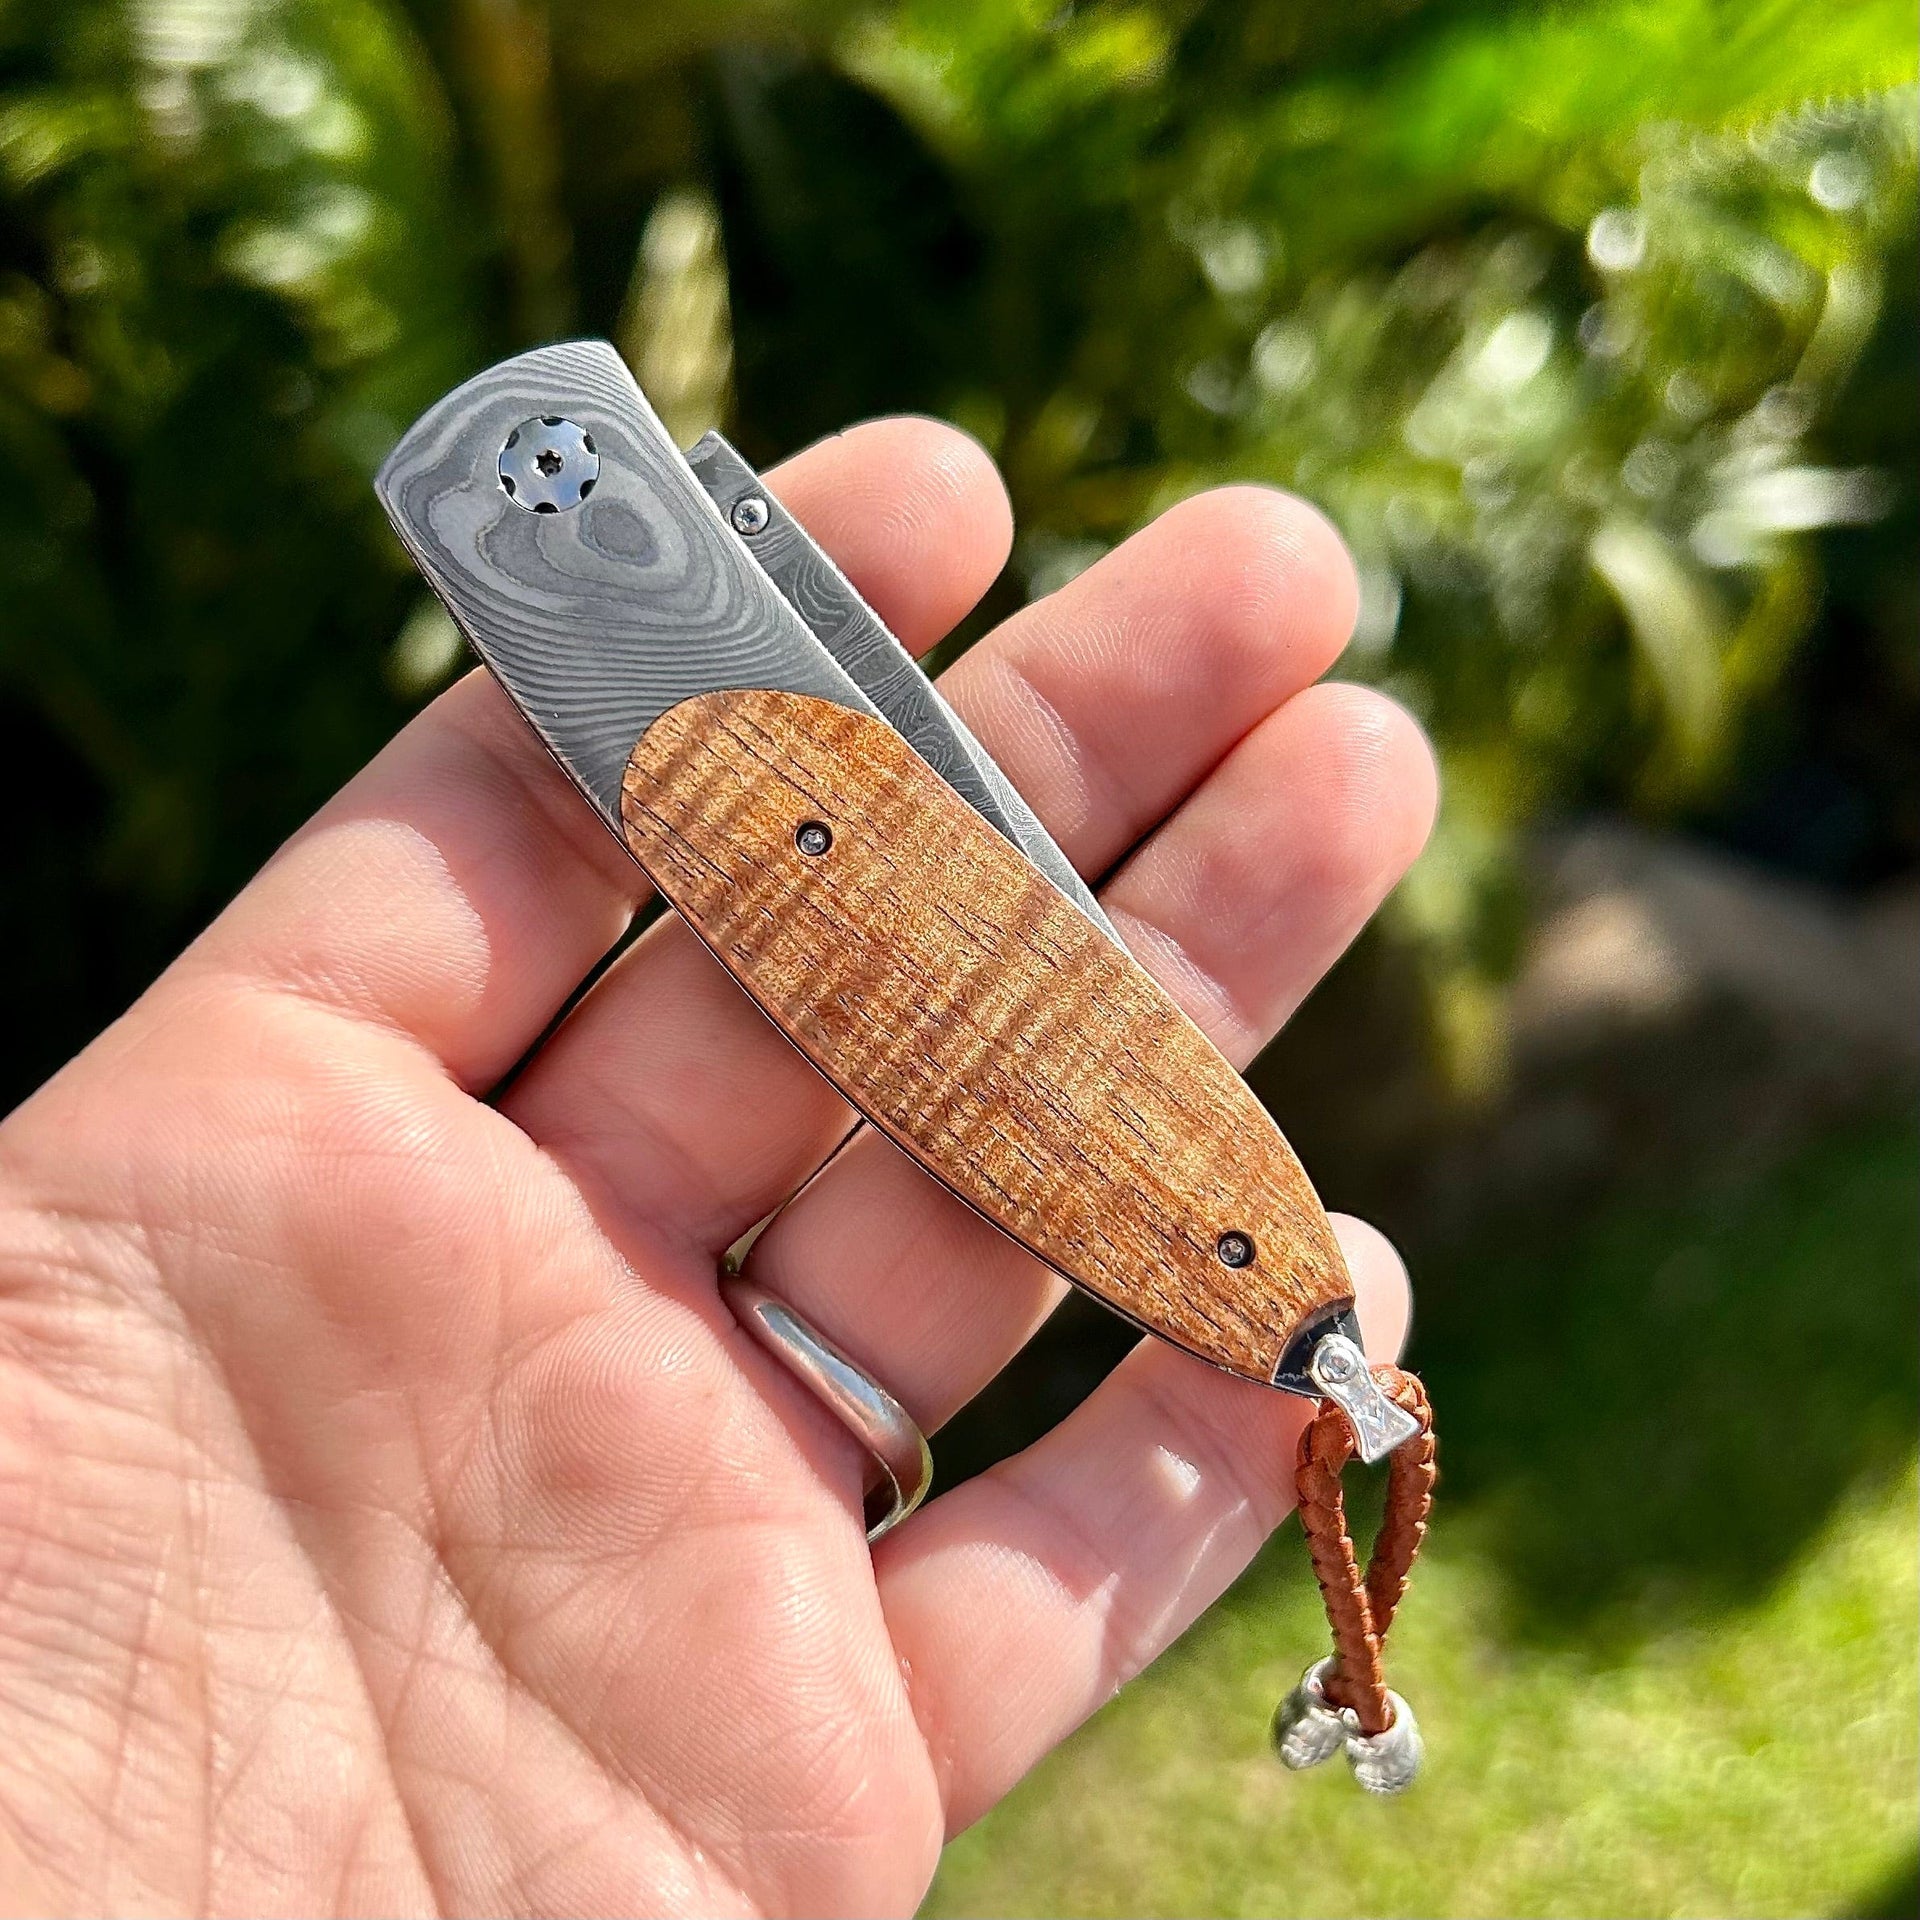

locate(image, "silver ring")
[[720, 1275, 934, 1543]]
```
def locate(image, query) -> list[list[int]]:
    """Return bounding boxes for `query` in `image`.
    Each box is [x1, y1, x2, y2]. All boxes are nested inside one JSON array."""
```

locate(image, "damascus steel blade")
[[375, 340, 884, 835], [687, 432, 1118, 945]]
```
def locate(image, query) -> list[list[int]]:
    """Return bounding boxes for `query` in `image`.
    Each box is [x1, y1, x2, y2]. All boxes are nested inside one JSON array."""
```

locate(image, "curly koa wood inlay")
[[621, 688, 1352, 1383]]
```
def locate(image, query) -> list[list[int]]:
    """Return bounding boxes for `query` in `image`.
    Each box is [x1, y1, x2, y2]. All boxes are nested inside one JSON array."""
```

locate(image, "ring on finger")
[[720, 1274, 934, 1542]]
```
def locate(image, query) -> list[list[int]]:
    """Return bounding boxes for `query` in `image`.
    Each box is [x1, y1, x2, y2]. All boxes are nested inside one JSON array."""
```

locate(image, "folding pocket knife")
[[377, 341, 1416, 1459]]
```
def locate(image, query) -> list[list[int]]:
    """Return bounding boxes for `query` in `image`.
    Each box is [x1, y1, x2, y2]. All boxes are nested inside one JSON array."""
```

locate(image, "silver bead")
[[1272, 1658, 1347, 1771], [1344, 1689, 1422, 1794]]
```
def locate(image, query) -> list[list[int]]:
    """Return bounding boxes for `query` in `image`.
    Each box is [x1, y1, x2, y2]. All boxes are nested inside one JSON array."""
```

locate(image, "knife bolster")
[[619, 688, 1351, 1384]]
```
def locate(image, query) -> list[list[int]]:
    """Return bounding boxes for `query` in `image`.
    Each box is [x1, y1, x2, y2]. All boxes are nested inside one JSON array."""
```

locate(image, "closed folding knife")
[[377, 341, 1415, 1458]]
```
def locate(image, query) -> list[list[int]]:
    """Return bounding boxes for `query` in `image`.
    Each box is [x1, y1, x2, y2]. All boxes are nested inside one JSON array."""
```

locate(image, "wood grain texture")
[[621, 688, 1352, 1384]]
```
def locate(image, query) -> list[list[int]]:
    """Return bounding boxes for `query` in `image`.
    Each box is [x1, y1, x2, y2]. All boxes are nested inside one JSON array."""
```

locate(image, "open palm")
[[0, 420, 1433, 1915]]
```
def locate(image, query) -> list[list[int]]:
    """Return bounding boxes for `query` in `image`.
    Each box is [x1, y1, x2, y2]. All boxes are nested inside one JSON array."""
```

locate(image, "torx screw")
[[1216, 1230, 1256, 1269], [731, 494, 771, 536], [795, 820, 833, 857], [498, 415, 598, 513]]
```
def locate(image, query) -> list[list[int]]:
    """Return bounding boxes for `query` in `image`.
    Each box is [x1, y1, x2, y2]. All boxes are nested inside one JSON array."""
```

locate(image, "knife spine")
[[685, 432, 1121, 948]]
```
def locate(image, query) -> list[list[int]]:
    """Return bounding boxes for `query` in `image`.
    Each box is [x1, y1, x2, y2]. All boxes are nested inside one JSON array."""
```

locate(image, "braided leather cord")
[[1294, 1366, 1436, 1736]]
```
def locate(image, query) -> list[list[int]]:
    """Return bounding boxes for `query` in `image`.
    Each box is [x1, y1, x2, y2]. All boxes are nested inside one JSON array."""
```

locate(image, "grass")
[[924, 1115, 1919, 1919]]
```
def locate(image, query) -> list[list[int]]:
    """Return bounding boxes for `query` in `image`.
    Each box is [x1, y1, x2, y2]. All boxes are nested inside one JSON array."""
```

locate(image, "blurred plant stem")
[[448, 0, 571, 339], [618, 182, 733, 445]]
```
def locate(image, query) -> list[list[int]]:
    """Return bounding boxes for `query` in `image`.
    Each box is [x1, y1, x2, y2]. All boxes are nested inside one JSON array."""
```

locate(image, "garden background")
[[1, 2, 1915, 1913]]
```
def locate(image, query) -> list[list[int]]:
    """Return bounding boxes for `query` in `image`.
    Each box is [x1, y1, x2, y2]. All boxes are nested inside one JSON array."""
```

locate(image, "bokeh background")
[[2, 2, 1915, 1914]]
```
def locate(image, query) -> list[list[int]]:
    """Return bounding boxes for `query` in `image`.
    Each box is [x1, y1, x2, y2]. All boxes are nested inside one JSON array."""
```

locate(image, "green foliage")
[[0, 0, 1913, 1102], [815, 3, 1919, 1071], [0, 0, 477, 890]]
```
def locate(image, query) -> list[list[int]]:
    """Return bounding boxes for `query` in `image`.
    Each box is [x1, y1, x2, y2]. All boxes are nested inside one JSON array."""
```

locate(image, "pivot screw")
[[795, 820, 833, 857], [1216, 1230, 1256, 1269], [731, 494, 771, 536], [499, 415, 598, 513]]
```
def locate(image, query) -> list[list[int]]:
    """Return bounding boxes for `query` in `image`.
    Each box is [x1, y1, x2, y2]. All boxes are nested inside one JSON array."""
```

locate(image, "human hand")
[[0, 420, 1435, 1916]]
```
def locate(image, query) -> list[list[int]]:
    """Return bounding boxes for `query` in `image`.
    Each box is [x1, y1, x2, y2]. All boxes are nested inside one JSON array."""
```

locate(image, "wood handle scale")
[[622, 686, 1352, 1385]]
